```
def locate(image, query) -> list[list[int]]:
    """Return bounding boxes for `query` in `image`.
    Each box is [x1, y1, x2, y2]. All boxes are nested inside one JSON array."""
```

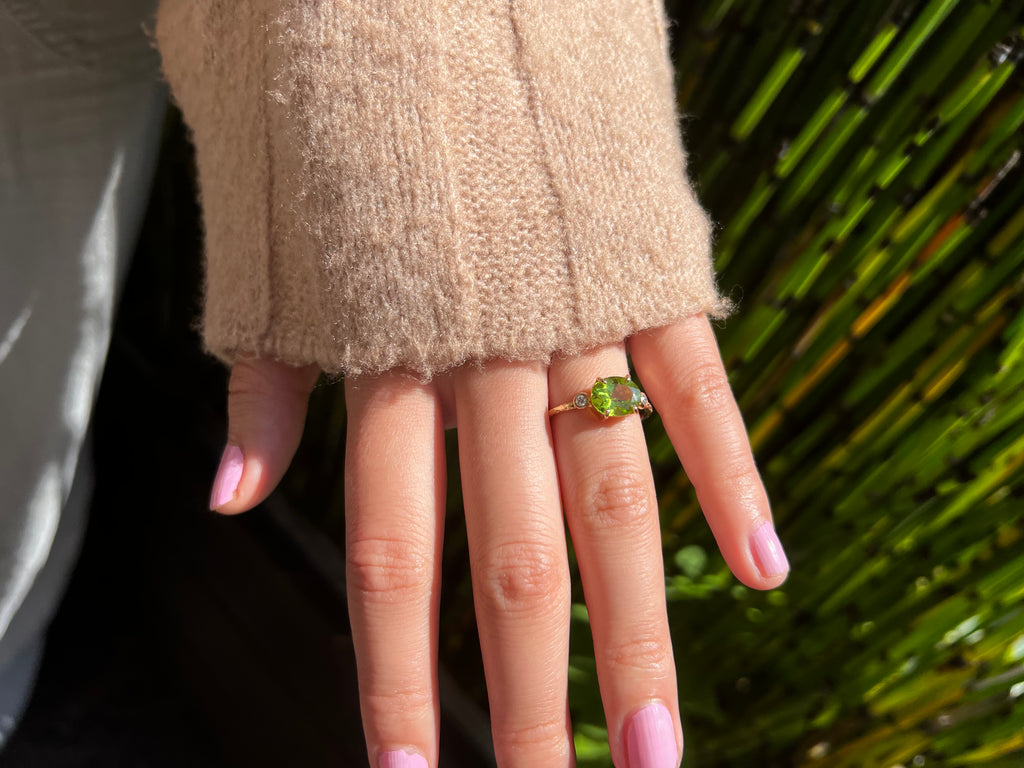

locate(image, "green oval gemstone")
[[590, 376, 642, 417]]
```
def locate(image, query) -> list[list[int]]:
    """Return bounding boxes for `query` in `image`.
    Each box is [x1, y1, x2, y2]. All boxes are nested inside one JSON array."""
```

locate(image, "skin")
[[212, 314, 788, 767]]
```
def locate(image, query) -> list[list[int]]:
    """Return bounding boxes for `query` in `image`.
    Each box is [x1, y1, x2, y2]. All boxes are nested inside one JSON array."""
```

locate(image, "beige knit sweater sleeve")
[[154, 0, 730, 379]]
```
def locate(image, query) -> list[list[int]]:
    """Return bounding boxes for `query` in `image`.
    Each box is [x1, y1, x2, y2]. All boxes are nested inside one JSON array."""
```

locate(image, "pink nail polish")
[[750, 519, 789, 578], [210, 444, 244, 509], [379, 750, 427, 768], [626, 703, 678, 768]]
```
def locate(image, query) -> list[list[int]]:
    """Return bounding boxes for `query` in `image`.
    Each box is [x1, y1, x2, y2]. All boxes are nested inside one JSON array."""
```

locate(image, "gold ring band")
[[548, 376, 653, 420]]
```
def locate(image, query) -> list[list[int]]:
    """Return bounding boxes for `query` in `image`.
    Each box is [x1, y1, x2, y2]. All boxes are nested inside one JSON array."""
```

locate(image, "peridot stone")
[[589, 376, 642, 417]]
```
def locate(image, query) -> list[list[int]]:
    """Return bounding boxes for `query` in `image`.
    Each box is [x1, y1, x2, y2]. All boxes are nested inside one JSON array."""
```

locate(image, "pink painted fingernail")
[[210, 444, 244, 509], [750, 519, 789, 578], [379, 750, 428, 768], [626, 703, 678, 768]]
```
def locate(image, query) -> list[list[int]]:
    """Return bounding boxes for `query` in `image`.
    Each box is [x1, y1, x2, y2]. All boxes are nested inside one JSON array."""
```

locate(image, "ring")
[[548, 376, 653, 420]]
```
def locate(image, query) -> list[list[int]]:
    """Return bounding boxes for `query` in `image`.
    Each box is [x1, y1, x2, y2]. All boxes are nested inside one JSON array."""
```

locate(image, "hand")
[[209, 313, 789, 768]]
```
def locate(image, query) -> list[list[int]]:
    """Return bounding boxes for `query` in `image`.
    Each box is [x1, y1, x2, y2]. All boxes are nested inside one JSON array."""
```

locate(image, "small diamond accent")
[[573, 393, 589, 408]]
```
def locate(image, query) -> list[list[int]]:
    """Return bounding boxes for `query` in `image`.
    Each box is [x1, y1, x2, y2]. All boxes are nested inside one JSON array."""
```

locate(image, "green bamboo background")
[[288, 1, 1024, 765]]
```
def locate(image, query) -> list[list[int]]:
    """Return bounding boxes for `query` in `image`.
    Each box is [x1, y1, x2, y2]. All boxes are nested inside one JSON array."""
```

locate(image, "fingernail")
[[750, 519, 789, 578], [210, 444, 244, 509], [625, 703, 678, 768], [378, 750, 428, 768]]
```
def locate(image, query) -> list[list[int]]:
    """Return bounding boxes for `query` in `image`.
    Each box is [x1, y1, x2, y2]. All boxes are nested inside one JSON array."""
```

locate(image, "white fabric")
[[0, 0, 166, 720]]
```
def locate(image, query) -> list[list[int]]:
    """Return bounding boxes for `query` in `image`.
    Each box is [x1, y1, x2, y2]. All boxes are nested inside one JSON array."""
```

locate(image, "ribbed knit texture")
[[154, 0, 730, 379]]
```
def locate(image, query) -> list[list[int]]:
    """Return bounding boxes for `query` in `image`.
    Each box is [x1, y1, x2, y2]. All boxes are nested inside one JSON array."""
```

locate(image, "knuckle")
[[229, 360, 314, 404], [575, 466, 653, 529], [718, 457, 761, 494], [477, 541, 567, 615], [678, 360, 734, 417], [226, 384, 268, 417], [347, 534, 432, 604], [362, 686, 434, 723], [497, 718, 571, 759], [601, 630, 672, 676], [228, 361, 276, 400]]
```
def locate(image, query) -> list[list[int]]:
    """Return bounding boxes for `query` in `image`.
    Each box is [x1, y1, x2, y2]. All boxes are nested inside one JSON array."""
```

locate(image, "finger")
[[630, 316, 789, 589], [210, 358, 320, 514], [345, 373, 445, 768], [549, 344, 682, 768], [454, 361, 574, 767]]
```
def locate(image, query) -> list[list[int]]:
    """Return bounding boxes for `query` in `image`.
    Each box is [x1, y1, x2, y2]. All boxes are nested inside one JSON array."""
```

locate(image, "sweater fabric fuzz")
[[154, 0, 730, 379]]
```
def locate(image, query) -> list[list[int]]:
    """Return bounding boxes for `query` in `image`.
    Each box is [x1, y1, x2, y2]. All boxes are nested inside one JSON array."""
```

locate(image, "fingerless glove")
[[155, 0, 730, 378]]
